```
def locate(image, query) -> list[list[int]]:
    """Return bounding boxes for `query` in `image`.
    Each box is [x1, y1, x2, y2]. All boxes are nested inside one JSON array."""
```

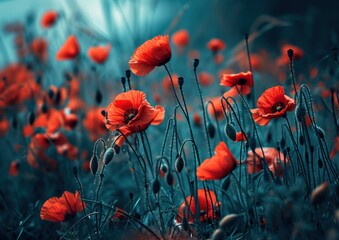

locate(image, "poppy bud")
[[287, 49, 294, 60], [175, 156, 184, 173], [152, 178, 161, 195], [219, 213, 238, 229], [90, 155, 98, 175], [55, 89, 61, 105], [193, 59, 199, 69], [225, 123, 236, 141], [178, 77, 184, 87], [311, 182, 329, 205], [299, 135, 304, 145], [160, 163, 168, 175], [221, 177, 231, 191], [295, 105, 306, 122], [166, 171, 175, 186], [181, 216, 189, 231], [72, 166, 78, 177], [207, 122, 216, 139], [125, 70, 131, 79], [211, 229, 225, 240], [104, 148, 115, 165], [114, 144, 120, 154], [28, 111, 35, 125], [95, 89, 103, 104], [315, 126, 325, 139]]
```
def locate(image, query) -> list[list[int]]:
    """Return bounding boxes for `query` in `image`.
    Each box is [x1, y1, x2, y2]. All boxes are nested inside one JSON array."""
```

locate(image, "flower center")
[[124, 109, 138, 124], [271, 102, 285, 113], [238, 78, 246, 85]]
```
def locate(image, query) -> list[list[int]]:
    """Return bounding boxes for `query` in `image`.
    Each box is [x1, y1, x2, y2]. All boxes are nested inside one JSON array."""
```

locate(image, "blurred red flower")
[[87, 45, 111, 64], [129, 35, 171, 76], [56, 35, 80, 61], [41, 10, 58, 28], [251, 86, 295, 126], [207, 38, 226, 52], [197, 141, 237, 180], [171, 29, 190, 48], [40, 191, 85, 222]]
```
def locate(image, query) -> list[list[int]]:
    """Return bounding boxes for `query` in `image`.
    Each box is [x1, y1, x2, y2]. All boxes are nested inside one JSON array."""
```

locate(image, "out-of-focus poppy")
[[193, 113, 202, 126], [220, 71, 253, 96], [0, 116, 9, 136], [105, 90, 165, 146], [277, 44, 304, 66], [246, 147, 288, 176], [197, 141, 237, 180], [129, 35, 171, 76], [171, 29, 189, 48], [41, 10, 58, 28], [40, 191, 85, 222], [87, 45, 111, 64], [207, 38, 226, 52], [56, 35, 80, 61], [207, 97, 224, 120], [83, 107, 107, 141], [30, 38, 48, 62], [162, 74, 179, 91], [235, 132, 246, 142], [198, 72, 214, 86], [9, 160, 20, 176], [176, 189, 220, 223], [251, 86, 295, 126]]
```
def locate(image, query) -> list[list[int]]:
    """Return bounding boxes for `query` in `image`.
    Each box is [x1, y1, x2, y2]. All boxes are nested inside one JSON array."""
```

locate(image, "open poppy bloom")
[[129, 35, 171, 76], [104, 90, 165, 146], [251, 86, 295, 126], [246, 147, 288, 176], [207, 38, 226, 52], [56, 35, 80, 61], [171, 29, 190, 48], [41, 10, 58, 28], [87, 45, 111, 64], [176, 189, 220, 223], [220, 71, 254, 96], [197, 141, 237, 180], [40, 191, 85, 222]]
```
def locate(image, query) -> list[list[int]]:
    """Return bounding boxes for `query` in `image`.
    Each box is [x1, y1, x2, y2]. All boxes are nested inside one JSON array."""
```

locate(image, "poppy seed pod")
[[175, 156, 184, 173], [104, 148, 115, 165], [211, 229, 226, 240], [166, 171, 175, 186], [311, 182, 329, 205], [193, 59, 199, 69], [207, 122, 216, 139], [152, 178, 161, 195], [219, 213, 238, 229], [225, 123, 237, 141], [95, 89, 103, 104], [178, 77, 184, 87], [287, 49, 294, 59], [90, 155, 98, 175]]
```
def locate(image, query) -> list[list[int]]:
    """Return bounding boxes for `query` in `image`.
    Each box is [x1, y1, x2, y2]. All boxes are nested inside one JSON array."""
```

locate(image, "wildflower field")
[[1, 0, 339, 239]]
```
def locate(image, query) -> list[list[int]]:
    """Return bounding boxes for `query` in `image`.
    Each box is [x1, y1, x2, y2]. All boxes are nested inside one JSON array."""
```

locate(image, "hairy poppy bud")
[[175, 156, 184, 173], [295, 105, 306, 122], [225, 123, 236, 141], [104, 148, 115, 165], [152, 178, 161, 194], [219, 213, 238, 229], [315, 126, 325, 139], [211, 229, 225, 240], [207, 122, 216, 139], [95, 89, 103, 104], [178, 77, 184, 87], [311, 182, 329, 205], [193, 59, 199, 69], [287, 49, 294, 60], [90, 155, 98, 175], [166, 171, 175, 186], [28, 111, 35, 125], [125, 70, 131, 79], [72, 166, 78, 177]]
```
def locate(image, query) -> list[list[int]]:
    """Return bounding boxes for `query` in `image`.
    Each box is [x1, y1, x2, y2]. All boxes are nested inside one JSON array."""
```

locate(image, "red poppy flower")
[[207, 97, 224, 120], [30, 38, 48, 62], [176, 189, 220, 223], [41, 10, 58, 28], [40, 191, 85, 222], [197, 141, 237, 180], [83, 107, 107, 141], [198, 72, 214, 86], [162, 74, 179, 91], [105, 90, 165, 146], [220, 71, 254, 96], [0, 116, 9, 137], [9, 160, 19, 176], [251, 86, 295, 126], [207, 38, 226, 52], [246, 147, 288, 176], [235, 132, 246, 142], [171, 29, 190, 48], [87, 45, 111, 64], [276, 44, 304, 66], [56, 35, 80, 61], [129, 35, 171, 76]]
